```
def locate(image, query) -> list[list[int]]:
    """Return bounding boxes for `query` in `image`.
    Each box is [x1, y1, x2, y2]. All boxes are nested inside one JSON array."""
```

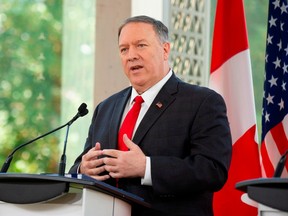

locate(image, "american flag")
[[261, 0, 288, 178]]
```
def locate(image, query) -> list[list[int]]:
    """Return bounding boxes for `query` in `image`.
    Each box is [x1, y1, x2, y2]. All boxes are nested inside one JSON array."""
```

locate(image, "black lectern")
[[236, 178, 288, 213], [0, 173, 150, 216]]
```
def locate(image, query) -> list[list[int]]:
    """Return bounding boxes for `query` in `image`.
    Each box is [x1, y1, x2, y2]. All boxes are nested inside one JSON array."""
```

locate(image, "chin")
[[130, 81, 147, 91]]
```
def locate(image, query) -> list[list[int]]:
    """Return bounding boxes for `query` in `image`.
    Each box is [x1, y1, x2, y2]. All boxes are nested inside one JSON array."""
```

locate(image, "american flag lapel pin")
[[156, 102, 163, 109]]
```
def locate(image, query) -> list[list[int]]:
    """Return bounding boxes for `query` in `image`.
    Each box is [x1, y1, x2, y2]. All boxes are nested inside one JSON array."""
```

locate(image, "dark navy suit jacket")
[[69, 73, 232, 216]]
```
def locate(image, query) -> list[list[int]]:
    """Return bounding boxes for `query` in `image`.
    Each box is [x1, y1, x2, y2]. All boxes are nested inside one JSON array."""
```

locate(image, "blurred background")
[[0, 0, 267, 173]]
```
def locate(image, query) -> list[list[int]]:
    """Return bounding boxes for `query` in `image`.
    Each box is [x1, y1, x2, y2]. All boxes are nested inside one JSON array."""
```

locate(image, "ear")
[[163, 42, 170, 60]]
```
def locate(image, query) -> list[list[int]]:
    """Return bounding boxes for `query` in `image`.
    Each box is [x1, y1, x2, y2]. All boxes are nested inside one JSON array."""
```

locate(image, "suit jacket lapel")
[[108, 88, 131, 149], [133, 74, 179, 145]]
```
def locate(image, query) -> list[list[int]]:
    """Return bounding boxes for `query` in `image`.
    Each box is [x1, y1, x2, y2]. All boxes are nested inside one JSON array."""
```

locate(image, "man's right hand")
[[79, 142, 111, 181]]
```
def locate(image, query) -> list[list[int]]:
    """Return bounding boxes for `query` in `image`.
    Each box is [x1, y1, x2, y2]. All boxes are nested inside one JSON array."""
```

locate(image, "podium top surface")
[[0, 173, 150, 208], [236, 177, 288, 192], [236, 177, 288, 212]]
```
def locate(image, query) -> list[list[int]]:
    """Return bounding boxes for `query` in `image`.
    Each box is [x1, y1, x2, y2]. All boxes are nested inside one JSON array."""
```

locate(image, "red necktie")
[[118, 96, 144, 151]]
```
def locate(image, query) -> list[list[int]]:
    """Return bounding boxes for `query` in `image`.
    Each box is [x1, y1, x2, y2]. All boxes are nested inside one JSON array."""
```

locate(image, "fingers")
[[82, 165, 104, 176], [123, 134, 133, 149], [79, 142, 111, 181], [102, 149, 120, 159], [100, 150, 125, 178], [79, 138, 146, 179], [94, 142, 101, 150], [104, 162, 124, 179], [82, 142, 103, 161], [81, 154, 104, 173], [83, 165, 110, 181], [90, 174, 110, 181], [101, 135, 136, 157], [101, 137, 146, 178]]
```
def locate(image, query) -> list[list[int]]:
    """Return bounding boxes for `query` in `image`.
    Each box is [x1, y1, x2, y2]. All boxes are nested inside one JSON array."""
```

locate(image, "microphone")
[[67, 103, 89, 126], [58, 103, 89, 175], [273, 150, 288, 177], [0, 103, 89, 173]]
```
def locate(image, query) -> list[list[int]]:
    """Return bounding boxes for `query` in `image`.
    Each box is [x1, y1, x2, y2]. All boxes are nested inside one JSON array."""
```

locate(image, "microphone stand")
[[58, 124, 71, 176], [0, 103, 89, 173], [1, 123, 68, 173], [58, 106, 88, 176]]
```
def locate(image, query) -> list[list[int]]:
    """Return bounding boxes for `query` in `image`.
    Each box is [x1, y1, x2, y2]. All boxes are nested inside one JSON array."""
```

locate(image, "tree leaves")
[[0, 0, 62, 173]]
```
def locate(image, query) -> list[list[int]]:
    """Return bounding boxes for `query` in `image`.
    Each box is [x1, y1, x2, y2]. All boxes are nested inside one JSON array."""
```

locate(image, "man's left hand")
[[101, 134, 146, 178]]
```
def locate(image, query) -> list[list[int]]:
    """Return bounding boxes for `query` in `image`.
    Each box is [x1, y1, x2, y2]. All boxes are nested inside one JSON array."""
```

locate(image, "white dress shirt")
[[121, 70, 173, 185]]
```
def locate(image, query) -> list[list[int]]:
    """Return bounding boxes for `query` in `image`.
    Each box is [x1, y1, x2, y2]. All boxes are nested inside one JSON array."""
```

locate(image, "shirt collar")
[[130, 69, 173, 106]]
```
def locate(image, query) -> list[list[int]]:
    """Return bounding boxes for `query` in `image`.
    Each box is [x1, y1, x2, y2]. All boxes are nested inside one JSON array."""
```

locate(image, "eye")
[[138, 44, 147, 48], [120, 47, 128, 54]]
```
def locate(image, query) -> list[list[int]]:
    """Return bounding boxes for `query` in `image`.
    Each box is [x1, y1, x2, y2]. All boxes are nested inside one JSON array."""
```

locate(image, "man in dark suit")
[[69, 15, 232, 216]]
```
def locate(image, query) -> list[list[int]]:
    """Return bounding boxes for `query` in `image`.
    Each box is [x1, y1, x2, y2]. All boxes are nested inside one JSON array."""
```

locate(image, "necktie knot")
[[134, 95, 144, 104]]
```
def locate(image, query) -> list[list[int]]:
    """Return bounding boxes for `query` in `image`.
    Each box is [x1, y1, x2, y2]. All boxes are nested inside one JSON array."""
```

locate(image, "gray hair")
[[118, 15, 169, 43]]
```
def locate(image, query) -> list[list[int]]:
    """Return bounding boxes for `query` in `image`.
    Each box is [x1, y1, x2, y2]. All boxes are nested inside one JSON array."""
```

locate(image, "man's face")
[[118, 22, 170, 94]]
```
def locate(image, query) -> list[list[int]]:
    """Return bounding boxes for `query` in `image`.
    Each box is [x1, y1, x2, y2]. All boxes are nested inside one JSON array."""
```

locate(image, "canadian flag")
[[209, 0, 262, 215]]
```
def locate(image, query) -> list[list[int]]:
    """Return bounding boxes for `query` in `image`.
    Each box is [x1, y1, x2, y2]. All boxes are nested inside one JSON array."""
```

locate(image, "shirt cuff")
[[76, 163, 81, 173], [141, 156, 152, 186]]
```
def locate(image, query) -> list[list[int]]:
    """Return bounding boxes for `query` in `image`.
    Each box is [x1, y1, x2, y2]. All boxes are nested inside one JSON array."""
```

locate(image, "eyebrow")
[[119, 39, 148, 48]]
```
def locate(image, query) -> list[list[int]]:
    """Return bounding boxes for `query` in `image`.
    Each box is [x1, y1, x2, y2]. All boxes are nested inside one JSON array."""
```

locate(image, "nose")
[[127, 47, 139, 62]]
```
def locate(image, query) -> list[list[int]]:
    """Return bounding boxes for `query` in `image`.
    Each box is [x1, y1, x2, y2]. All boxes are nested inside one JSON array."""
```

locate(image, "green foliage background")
[[245, 0, 268, 138], [0, 0, 62, 173]]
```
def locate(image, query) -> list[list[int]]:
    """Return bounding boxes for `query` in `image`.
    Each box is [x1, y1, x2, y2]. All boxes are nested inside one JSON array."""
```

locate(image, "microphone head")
[[81, 109, 89, 116], [78, 103, 89, 117]]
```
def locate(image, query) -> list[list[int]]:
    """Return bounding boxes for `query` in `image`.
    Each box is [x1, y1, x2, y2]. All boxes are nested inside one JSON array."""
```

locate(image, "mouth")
[[130, 65, 144, 72]]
